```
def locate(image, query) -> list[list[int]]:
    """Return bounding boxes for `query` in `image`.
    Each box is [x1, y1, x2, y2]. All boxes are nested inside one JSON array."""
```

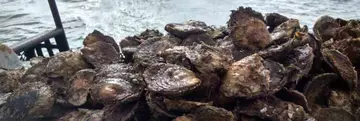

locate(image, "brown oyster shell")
[[322, 49, 358, 90], [164, 98, 211, 113], [165, 23, 207, 39], [276, 88, 311, 113], [304, 73, 338, 112], [314, 108, 355, 121], [184, 105, 235, 121], [220, 54, 287, 98], [67, 69, 96, 106], [313, 15, 340, 42], [81, 41, 122, 68], [0, 81, 55, 121], [21, 57, 50, 83], [103, 101, 139, 121], [143, 63, 201, 96], [83, 30, 120, 53], [272, 19, 301, 39], [0, 68, 25, 93], [327, 90, 352, 113], [229, 18, 271, 51], [227, 6, 265, 28], [265, 13, 289, 32], [182, 33, 216, 46], [56, 109, 103, 121], [234, 96, 313, 121], [46, 51, 90, 78]]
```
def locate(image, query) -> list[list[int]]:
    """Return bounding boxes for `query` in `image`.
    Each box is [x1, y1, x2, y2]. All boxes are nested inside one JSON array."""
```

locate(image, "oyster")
[[313, 15, 340, 42], [83, 30, 120, 53], [46, 51, 90, 79], [314, 108, 355, 121], [234, 96, 312, 121], [220, 54, 287, 98], [0, 81, 55, 121], [81, 41, 122, 68], [143, 63, 201, 96], [182, 105, 235, 121], [0, 68, 25, 93], [164, 98, 211, 113], [67, 69, 96, 106], [276, 88, 311, 112], [229, 18, 271, 51], [227, 6, 265, 28], [165, 23, 207, 39], [182, 33, 216, 46], [265, 13, 289, 32], [322, 49, 357, 90], [103, 101, 139, 121], [55, 109, 103, 121], [272, 19, 301, 39], [21, 57, 50, 83]]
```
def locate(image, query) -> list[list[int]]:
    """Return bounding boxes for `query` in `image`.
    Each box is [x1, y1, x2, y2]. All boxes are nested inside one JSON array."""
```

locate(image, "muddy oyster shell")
[[133, 37, 177, 69], [181, 105, 235, 121], [67, 69, 96, 106], [56, 109, 103, 121], [0, 68, 25, 93], [265, 13, 289, 32], [46, 51, 90, 78], [0, 81, 55, 121], [103, 100, 139, 121], [229, 18, 271, 51], [81, 41, 122, 67], [83, 30, 120, 53], [314, 108, 355, 121], [313, 15, 340, 42], [165, 23, 207, 39], [220, 54, 286, 98], [227, 6, 265, 28], [234, 96, 313, 121], [143, 63, 201, 96], [322, 49, 357, 90], [304, 73, 338, 112]]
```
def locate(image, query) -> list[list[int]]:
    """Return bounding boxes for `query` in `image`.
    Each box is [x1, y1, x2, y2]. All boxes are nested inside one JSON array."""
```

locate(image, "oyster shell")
[[313, 15, 340, 42], [265, 13, 289, 32], [183, 105, 235, 121], [314, 108, 355, 121], [81, 41, 122, 67], [220, 54, 287, 98], [67, 69, 96, 106], [0, 81, 55, 121], [55, 109, 103, 121], [234, 96, 312, 121], [182, 33, 216, 46], [165, 23, 207, 39], [143, 63, 201, 96], [272, 19, 301, 39], [46, 51, 90, 78], [322, 49, 358, 90], [164, 98, 211, 113], [103, 101, 139, 121], [83, 30, 120, 53], [275, 88, 311, 112], [227, 6, 265, 28], [0, 68, 25, 93]]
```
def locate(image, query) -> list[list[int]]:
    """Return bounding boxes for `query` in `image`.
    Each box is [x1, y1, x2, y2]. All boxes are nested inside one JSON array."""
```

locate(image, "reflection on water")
[[0, 0, 359, 49]]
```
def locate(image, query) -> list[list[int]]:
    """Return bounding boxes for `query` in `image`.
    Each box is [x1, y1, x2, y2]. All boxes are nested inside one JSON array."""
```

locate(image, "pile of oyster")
[[1, 6, 360, 121]]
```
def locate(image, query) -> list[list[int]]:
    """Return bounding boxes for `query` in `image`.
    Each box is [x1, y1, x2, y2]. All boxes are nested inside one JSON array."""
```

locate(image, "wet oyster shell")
[[229, 18, 271, 51], [81, 41, 122, 68], [164, 98, 211, 113], [103, 101, 139, 121], [184, 105, 235, 121], [0, 68, 25, 93], [276, 88, 311, 112], [327, 90, 352, 113], [46, 51, 90, 78], [313, 15, 340, 42], [165, 23, 207, 39], [220, 54, 286, 98], [143, 63, 201, 96], [182, 33, 216, 46], [234, 96, 312, 121], [0, 81, 55, 121], [55, 109, 103, 121], [314, 108, 355, 121], [227, 6, 265, 28], [272, 19, 301, 39], [90, 77, 143, 105], [21, 57, 50, 83], [304, 73, 338, 112], [83, 30, 120, 53], [67, 69, 96, 106], [265, 13, 289, 32], [322, 49, 358, 90]]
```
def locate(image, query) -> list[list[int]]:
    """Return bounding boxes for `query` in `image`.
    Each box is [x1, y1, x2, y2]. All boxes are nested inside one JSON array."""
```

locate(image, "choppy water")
[[1, 0, 360, 49]]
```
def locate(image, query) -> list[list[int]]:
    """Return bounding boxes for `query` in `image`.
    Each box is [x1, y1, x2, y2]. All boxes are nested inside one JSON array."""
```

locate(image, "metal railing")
[[10, 0, 70, 60]]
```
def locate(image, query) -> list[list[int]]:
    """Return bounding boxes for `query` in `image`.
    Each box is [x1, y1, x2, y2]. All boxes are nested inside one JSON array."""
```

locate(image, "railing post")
[[48, 0, 70, 52]]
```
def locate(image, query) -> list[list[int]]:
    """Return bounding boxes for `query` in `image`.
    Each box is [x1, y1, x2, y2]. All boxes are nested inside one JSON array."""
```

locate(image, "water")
[[1, 0, 360, 49]]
